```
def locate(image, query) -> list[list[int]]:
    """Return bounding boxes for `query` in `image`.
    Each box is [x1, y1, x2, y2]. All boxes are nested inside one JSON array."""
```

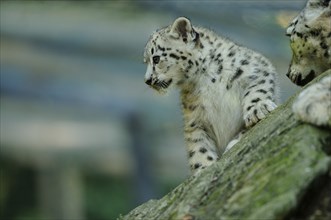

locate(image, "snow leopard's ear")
[[307, 0, 330, 8], [169, 17, 195, 42]]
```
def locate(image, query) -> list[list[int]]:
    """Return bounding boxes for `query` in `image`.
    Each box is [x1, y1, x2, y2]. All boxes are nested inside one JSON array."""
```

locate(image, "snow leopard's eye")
[[153, 56, 160, 64]]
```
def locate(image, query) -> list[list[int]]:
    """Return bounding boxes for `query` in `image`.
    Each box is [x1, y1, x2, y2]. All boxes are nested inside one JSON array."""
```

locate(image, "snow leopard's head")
[[286, 0, 331, 86], [143, 17, 200, 94]]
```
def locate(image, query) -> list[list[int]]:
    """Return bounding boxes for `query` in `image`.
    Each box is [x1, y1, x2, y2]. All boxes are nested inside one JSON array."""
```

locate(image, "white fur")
[[293, 75, 331, 126], [144, 17, 278, 174]]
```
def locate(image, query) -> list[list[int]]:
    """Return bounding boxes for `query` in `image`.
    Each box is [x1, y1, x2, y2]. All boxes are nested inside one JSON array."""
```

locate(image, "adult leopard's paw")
[[292, 76, 331, 127]]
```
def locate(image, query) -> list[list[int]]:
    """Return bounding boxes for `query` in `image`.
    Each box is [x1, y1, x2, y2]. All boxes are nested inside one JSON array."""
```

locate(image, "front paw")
[[244, 100, 277, 127], [292, 76, 331, 127]]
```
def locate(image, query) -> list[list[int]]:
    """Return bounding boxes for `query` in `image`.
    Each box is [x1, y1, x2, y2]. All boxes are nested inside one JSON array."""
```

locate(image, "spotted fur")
[[286, 0, 331, 86], [144, 17, 278, 174], [288, 0, 331, 127], [293, 75, 331, 126]]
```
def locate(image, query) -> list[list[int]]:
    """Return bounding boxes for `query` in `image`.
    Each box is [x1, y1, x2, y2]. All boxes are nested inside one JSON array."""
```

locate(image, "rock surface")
[[120, 70, 331, 220]]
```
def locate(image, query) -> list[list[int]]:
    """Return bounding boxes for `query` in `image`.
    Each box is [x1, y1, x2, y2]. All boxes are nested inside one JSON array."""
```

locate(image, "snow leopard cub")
[[144, 17, 278, 174]]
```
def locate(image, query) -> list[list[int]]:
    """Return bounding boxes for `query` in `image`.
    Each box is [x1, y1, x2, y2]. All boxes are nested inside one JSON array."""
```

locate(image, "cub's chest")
[[201, 84, 243, 120]]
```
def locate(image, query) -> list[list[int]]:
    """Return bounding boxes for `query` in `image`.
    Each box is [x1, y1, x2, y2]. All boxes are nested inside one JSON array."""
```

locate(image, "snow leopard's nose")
[[145, 78, 152, 86]]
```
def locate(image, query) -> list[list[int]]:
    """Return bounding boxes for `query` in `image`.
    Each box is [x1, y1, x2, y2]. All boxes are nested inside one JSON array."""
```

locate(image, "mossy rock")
[[121, 70, 331, 220]]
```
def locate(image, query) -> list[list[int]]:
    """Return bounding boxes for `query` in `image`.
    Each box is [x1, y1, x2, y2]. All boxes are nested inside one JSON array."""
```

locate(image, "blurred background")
[[0, 0, 305, 219]]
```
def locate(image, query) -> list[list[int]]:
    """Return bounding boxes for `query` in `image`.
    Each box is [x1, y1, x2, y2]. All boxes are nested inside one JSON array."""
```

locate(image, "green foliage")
[[85, 175, 134, 220]]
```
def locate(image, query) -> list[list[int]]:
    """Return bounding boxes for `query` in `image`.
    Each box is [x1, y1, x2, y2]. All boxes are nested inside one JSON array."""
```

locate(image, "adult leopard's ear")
[[318, 0, 330, 7], [307, 0, 330, 7], [169, 17, 194, 42]]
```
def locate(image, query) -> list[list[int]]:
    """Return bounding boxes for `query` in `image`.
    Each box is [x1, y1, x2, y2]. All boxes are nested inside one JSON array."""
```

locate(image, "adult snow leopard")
[[286, 0, 330, 86], [286, 0, 331, 126]]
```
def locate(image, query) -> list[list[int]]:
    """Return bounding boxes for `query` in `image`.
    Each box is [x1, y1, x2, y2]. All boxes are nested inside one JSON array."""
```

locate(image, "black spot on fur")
[[310, 29, 321, 36], [189, 105, 197, 111], [188, 138, 203, 143], [241, 60, 249, 65], [201, 126, 208, 133], [253, 109, 258, 117], [263, 71, 270, 77], [228, 51, 235, 57], [189, 150, 195, 158], [320, 41, 328, 49], [207, 156, 213, 161], [151, 48, 154, 54], [194, 163, 201, 169], [217, 65, 223, 74], [157, 45, 165, 51], [258, 80, 266, 84], [251, 98, 261, 103], [247, 84, 258, 90], [162, 53, 167, 56], [247, 105, 253, 111], [170, 53, 180, 60], [244, 91, 250, 97], [181, 56, 187, 60], [211, 78, 216, 83], [296, 32, 303, 38], [199, 147, 207, 153], [228, 68, 243, 88], [256, 89, 267, 94], [249, 75, 258, 80], [261, 60, 268, 66], [234, 68, 243, 79], [188, 60, 194, 65]]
